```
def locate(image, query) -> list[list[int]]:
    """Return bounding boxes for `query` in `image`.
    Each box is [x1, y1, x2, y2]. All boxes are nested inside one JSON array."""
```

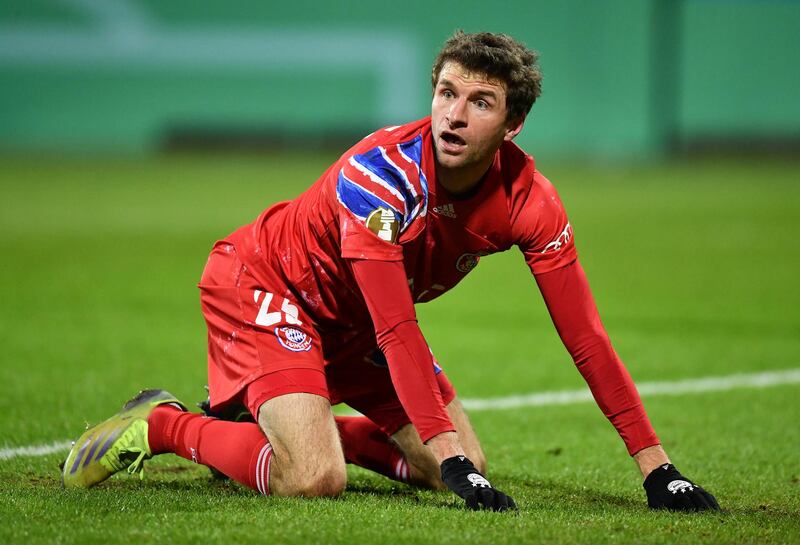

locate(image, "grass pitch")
[[0, 154, 798, 544]]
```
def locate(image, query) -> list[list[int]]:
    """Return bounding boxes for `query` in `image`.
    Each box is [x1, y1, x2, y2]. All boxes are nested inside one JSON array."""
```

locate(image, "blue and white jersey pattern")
[[336, 134, 429, 235]]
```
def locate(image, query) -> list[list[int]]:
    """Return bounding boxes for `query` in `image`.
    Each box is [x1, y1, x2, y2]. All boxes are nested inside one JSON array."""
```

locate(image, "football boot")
[[62, 389, 185, 488]]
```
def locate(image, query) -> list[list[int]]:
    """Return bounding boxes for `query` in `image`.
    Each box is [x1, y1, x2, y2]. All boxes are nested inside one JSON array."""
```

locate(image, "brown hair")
[[431, 31, 542, 121]]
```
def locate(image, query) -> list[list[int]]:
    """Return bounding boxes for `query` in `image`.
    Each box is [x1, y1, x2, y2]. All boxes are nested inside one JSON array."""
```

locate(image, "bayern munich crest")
[[275, 326, 313, 352]]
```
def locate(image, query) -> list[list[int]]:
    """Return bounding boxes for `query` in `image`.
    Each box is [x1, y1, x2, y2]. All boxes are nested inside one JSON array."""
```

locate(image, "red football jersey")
[[220, 116, 657, 453], [231, 117, 575, 357]]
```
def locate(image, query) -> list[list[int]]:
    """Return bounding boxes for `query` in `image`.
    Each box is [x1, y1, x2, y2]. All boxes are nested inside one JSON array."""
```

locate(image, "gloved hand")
[[643, 463, 720, 511], [440, 455, 517, 512]]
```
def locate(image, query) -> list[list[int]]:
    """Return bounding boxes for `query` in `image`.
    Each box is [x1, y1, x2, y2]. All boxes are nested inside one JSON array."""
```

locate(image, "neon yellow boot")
[[62, 389, 185, 488]]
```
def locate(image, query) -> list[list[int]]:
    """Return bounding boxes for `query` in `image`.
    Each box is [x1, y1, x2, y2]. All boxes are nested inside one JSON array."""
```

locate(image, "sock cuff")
[[147, 405, 184, 455], [249, 441, 273, 495], [394, 457, 410, 483]]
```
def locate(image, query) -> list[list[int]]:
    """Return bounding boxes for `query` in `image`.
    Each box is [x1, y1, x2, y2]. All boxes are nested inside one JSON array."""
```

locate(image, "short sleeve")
[[513, 170, 577, 275], [336, 136, 429, 261]]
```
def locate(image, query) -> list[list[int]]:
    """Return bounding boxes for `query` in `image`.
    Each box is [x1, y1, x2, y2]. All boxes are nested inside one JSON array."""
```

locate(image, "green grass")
[[1, 154, 799, 544]]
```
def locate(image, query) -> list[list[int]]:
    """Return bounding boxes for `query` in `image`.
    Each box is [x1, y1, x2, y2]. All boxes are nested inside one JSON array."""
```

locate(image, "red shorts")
[[199, 238, 456, 436]]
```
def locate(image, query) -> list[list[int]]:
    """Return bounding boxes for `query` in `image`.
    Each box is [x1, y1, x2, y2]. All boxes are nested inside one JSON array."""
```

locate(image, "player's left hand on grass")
[[440, 456, 517, 512], [643, 463, 720, 511]]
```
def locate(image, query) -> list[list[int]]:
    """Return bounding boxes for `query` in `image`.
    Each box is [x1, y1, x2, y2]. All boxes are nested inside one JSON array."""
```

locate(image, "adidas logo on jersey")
[[433, 203, 457, 218]]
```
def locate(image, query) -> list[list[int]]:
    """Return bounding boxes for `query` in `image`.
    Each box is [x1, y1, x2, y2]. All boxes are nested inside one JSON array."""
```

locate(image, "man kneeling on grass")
[[62, 30, 718, 512]]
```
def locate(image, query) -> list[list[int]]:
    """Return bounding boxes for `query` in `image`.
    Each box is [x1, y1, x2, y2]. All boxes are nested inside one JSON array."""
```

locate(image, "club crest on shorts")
[[275, 326, 313, 352], [366, 207, 400, 243]]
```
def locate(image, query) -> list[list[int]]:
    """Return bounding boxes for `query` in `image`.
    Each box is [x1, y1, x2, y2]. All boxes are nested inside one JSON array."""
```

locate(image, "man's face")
[[431, 62, 522, 173]]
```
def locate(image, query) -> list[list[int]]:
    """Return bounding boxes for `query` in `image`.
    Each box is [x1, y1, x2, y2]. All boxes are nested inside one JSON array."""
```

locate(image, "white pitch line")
[[0, 440, 74, 461], [461, 368, 800, 411], [2, 369, 799, 461]]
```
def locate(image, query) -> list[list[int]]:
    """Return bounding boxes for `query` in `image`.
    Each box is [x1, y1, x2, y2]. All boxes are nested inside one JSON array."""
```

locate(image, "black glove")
[[440, 456, 517, 512], [643, 463, 720, 511]]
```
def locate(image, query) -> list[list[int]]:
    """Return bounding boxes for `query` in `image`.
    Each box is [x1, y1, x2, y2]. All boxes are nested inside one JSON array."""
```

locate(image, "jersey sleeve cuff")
[[418, 423, 458, 444]]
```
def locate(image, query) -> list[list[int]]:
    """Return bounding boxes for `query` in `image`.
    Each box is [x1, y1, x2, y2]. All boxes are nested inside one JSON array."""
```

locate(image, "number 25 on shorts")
[[253, 290, 302, 327]]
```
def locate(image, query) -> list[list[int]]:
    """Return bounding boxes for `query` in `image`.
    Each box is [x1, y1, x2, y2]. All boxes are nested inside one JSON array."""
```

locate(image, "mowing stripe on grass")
[[2, 368, 798, 461], [461, 368, 800, 410]]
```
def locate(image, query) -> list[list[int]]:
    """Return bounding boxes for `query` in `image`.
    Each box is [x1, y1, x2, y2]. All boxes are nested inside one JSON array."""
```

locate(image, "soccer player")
[[62, 31, 718, 512]]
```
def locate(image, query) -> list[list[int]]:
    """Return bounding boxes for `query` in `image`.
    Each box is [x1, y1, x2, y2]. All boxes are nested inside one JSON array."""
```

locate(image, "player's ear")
[[504, 116, 525, 141]]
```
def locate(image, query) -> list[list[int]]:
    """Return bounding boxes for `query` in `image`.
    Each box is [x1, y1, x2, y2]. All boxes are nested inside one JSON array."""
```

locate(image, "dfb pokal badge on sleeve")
[[366, 207, 400, 243]]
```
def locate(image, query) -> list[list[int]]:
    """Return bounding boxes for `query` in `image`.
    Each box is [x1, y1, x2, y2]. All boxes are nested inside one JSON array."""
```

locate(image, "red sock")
[[148, 406, 273, 495], [335, 416, 410, 483]]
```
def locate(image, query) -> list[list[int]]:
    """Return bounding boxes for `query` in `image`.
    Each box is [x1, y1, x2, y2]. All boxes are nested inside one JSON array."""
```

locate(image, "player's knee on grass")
[[257, 392, 347, 497], [287, 458, 347, 497], [268, 442, 347, 497]]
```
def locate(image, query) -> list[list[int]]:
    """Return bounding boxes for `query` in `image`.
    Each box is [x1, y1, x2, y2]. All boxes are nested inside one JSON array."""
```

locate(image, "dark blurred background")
[[1, 0, 798, 160]]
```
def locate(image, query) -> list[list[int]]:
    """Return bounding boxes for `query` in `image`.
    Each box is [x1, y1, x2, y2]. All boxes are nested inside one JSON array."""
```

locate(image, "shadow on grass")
[[346, 474, 642, 513], [33, 464, 800, 524], [514, 476, 643, 511], [515, 477, 800, 524]]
